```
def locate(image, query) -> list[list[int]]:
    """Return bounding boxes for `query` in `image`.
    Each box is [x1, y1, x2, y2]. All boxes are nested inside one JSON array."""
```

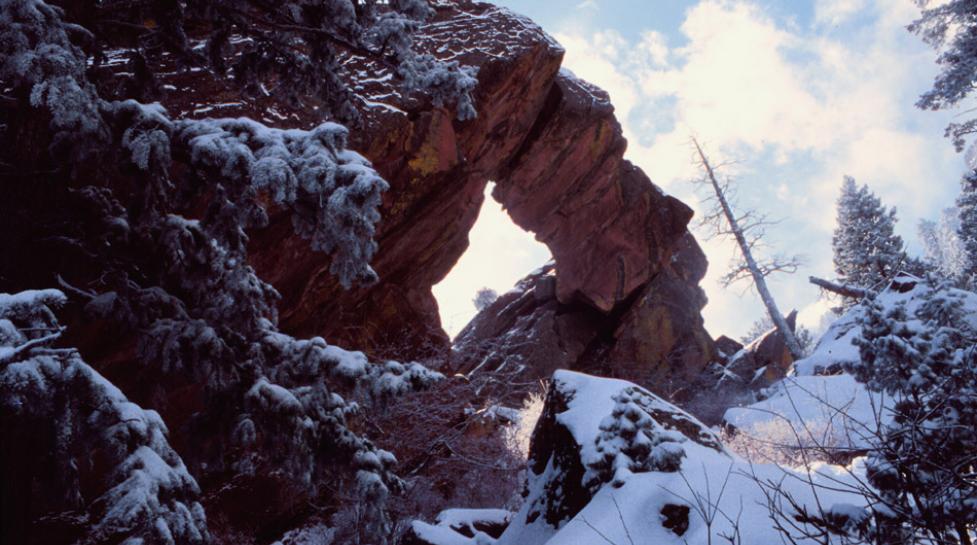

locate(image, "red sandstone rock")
[[685, 311, 798, 424], [452, 233, 714, 401], [495, 71, 695, 312], [155, 2, 716, 389], [248, 2, 567, 358]]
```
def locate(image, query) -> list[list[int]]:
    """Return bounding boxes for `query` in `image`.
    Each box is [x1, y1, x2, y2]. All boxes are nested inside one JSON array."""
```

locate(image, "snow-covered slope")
[[410, 370, 872, 545], [724, 274, 977, 452]]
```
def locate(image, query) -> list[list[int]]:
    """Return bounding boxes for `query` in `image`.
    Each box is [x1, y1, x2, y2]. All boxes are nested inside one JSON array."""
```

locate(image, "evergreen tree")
[[845, 284, 977, 544], [0, 290, 208, 544], [911, 0, 977, 152], [957, 170, 977, 286], [0, 0, 463, 541], [918, 206, 967, 283], [832, 176, 907, 295]]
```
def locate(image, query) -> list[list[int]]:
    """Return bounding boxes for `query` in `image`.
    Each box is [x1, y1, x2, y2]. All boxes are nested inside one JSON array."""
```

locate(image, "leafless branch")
[[689, 136, 803, 359], [808, 276, 870, 300], [0, 328, 65, 367]]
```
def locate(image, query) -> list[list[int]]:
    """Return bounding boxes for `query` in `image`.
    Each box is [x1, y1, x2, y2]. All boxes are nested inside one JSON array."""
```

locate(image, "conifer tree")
[[0, 290, 208, 545], [956, 170, 977, 286], [0, 0, 464, 541], [918, 206, 966, 283], [845, 284, 977, 544], [832, 176, 907, 295], [911, 0, 977, 152]]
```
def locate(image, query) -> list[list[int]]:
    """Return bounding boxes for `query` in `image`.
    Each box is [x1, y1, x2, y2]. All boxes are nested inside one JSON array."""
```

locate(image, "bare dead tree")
[[690, 138, 804, 360]]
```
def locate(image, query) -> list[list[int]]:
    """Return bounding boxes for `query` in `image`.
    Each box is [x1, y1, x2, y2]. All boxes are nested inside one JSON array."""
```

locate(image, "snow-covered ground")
[[725, 275, 977, 453], [415, 371, 874, 545], [412, 276, 977, 545]]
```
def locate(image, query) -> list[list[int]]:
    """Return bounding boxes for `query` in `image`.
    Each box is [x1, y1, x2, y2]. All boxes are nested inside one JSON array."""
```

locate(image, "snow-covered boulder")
[[501, 371, 872, 545], [409, 370, 875, 545], [403, 509, 510, 545], [497, 370, 728, 545]]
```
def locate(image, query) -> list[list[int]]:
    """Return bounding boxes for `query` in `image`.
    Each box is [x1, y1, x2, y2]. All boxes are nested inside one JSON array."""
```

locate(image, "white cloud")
[[551, 30, 641, 128], [636, 31, 671, 68], [815, 0, 868, 26]]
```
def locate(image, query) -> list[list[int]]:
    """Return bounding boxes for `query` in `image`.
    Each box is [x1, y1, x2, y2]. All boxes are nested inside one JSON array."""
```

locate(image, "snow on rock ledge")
[[411, 370, 876, 545], [403, 509, 511, 545], [497, 370, 727, 545]]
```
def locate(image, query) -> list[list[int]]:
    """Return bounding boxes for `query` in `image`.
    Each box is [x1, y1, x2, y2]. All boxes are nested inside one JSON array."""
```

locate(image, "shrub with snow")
[[726, 275, 977, 543]]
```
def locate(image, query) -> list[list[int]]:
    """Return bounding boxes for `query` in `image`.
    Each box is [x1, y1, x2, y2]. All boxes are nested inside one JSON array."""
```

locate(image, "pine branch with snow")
[[911, 0, 977, 153], [0, 290, 208, 545], [1, 0, 453, 541], [956, 170, 977, 287], [845, 283, 977, 543]]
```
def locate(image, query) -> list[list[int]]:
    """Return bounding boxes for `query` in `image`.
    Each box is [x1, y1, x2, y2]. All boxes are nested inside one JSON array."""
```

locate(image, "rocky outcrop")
[[446, 59, 716, 396], [139, 3, 716, 410], [244, 3, 569, 358], [407, 371, 729, 545], [510, 371, 725, 540], [452, 232, 713, 400], [723, 310, 798, 385], [149, 1, 714, 379], [686, 311, 798, 424], [411, 370, 874, 545]]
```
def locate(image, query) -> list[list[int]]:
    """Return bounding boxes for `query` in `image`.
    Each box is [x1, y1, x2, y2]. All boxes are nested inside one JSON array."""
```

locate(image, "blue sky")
[[433, 0, 972, 339]]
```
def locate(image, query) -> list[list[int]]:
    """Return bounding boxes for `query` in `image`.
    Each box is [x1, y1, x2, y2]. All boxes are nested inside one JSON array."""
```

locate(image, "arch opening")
[[432, 182, 551, 339]]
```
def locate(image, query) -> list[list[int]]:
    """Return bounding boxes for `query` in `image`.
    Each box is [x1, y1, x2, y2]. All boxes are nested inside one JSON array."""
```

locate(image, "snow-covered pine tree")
[[832, 176, 908, 298], [0, 290, 208, 545], [957, 170, 977, 287], [1, 0, 464, 541], [845, 284, 977, 544], [911, 0, 977, 153], [918, 206, 967, 283]]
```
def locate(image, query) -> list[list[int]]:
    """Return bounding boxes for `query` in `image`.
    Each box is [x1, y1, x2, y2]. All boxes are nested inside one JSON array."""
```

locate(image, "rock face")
[[157, 2, 715, 387], [686, 311, 798, 424], [452, 232, 713, 400], [246, 3, 569, 358], [722, 310, 798, 385], [446, 60, 715, 396]]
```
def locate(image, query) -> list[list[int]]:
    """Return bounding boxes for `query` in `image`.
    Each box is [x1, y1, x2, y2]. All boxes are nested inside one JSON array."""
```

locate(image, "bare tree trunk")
[[693, 138, 804, 360], [808, 276, 869, 299]]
